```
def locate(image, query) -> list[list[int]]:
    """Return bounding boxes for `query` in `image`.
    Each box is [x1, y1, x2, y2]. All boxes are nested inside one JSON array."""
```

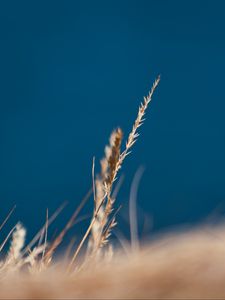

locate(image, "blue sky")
[[0, 0, 225, 240]]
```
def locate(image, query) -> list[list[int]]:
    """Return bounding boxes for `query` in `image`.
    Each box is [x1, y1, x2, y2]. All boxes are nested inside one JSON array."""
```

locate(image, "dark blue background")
[[1, 0, 225, 241]]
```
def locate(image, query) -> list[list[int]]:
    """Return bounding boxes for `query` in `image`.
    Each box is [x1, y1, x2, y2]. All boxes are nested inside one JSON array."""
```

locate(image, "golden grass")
[[1, 226, 225, 298], [0, 76, 159, 266], [3, 76, 225, 298]]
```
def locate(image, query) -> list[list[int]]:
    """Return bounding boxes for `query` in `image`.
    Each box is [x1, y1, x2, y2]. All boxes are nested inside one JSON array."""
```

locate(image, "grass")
[[0, 76, 159, 276], [2, 75, 225, 299]]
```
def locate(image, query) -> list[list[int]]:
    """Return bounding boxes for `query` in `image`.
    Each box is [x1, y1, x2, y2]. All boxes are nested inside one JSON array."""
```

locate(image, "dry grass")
[[2, 226, 225, 298], [2, 76, 225, 298]]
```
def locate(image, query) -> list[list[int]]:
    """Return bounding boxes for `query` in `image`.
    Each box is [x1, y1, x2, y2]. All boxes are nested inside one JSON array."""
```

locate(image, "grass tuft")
[[0, 76, 161, 298]]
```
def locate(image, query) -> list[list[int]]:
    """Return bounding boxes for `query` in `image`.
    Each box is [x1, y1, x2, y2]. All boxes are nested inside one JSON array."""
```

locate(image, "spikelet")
[[8, 223, 26, 261], [112, 75, 160, 185], [88, 128, 123, 257], [96, 76, 160, 252], [70, 76, 160, 269]]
